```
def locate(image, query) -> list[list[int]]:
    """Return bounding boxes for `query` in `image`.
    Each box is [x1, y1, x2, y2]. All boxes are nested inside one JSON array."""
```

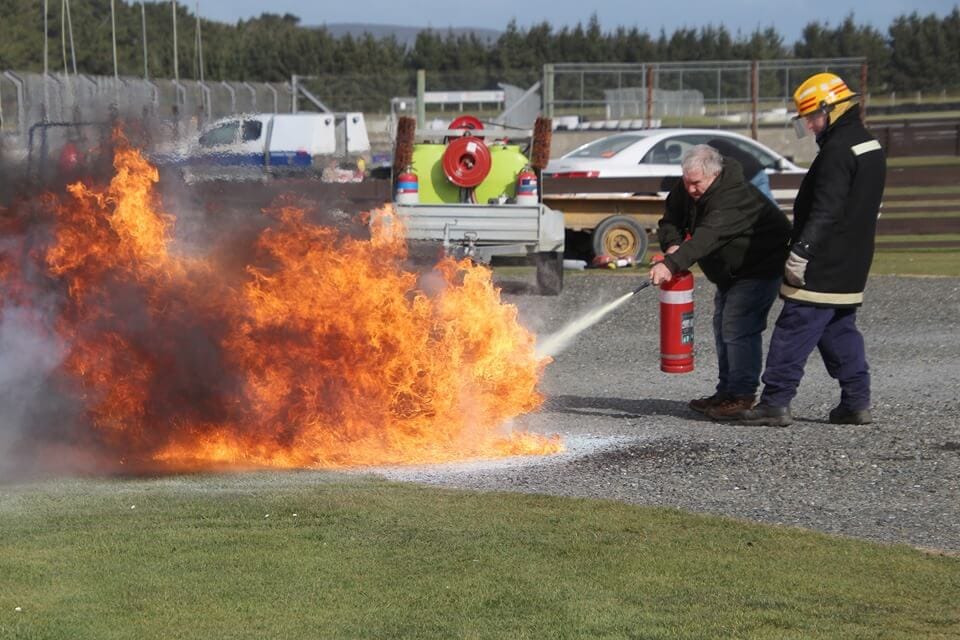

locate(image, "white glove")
[[784, 251, 809, 287]]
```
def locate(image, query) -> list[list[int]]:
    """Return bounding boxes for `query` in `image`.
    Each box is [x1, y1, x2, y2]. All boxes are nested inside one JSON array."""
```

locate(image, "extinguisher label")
[[681, 311, 694, 345]]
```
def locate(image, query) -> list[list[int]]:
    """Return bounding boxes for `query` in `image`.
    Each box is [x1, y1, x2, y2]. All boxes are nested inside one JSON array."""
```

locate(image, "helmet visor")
[[792, 116, 809, 139]]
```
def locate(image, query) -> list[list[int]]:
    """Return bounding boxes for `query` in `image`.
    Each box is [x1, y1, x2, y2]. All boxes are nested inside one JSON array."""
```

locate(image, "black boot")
[[731, 403, 792, 427], [829, 406, 872, 425]]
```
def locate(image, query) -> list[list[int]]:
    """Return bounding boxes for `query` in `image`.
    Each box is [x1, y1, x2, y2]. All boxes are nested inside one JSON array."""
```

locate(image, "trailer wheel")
[[535, 251, 564, 296], [592, 215, 649, 262]]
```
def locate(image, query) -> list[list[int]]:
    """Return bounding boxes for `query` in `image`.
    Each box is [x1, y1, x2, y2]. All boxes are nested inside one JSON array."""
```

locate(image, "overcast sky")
[[194, 0, 958, 44]]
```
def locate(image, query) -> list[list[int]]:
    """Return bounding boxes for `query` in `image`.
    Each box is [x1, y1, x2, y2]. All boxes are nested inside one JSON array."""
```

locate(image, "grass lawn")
[[1, 475, 958, 639]]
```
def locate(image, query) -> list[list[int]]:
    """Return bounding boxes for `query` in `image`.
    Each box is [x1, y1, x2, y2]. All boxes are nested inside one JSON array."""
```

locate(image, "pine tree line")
[[2, 2, 958, 95]]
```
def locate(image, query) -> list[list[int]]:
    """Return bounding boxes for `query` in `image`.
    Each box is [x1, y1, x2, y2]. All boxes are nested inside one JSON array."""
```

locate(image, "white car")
[[541, 129, 804, 262], [544, 128, 804, 180]]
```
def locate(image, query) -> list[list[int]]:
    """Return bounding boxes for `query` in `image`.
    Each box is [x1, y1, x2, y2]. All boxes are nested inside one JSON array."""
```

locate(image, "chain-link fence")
[[544, 58, 868, 131], [1, 60, 878, 164], [0, 70, 294, 142]]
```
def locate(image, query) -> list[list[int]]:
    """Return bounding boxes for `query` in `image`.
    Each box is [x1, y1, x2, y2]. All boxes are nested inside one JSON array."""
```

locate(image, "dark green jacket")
[[657, 160, 791, 289]]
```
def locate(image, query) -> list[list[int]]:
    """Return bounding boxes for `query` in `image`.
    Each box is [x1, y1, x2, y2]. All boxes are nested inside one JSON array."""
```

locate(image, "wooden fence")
[[868, 119, 960, 158]]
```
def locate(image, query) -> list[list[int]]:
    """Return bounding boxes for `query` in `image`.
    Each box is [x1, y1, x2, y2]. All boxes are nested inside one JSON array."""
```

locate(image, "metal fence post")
[[750, 60, 759, 140], [291, 74, 298, 114], [242, 81, 257, 111], [543, 64, 554, 118], [265, 83, 277, 113], [221, 81, 236, 114], [3, 71, 26, 142], [646, 65, 654, 127], [860, 62, 869, 122], [416, 69, 425, 127]]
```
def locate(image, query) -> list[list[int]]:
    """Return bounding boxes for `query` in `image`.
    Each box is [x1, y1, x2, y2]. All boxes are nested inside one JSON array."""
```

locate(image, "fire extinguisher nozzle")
[[631, 280, 653, 295]]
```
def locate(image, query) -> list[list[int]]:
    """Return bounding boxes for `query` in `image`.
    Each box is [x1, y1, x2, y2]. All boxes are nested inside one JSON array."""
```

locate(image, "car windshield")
[[199, 122, 239, 147], [641, 134, 778, 169], [565, 134, 643, 159]]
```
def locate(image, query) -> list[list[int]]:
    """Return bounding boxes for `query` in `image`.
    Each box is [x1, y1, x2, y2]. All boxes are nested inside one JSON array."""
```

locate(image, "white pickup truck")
[[159, 112, 371, 182]]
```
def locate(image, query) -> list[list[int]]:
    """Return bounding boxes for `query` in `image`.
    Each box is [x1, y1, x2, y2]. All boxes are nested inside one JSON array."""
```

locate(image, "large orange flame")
[[29, 141, 561, 471]]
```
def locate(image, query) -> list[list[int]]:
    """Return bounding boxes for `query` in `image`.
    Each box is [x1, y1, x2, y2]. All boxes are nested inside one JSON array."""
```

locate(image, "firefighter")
[[733, 72, 886, 427]]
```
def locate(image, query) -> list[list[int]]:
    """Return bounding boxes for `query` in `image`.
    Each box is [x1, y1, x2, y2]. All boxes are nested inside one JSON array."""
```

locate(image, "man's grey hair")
[[681, 144, 724, 177]]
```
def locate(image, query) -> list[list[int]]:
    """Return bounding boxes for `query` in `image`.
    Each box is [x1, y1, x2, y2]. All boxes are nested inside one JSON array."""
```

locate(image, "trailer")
[[386, 116, 566, 295]]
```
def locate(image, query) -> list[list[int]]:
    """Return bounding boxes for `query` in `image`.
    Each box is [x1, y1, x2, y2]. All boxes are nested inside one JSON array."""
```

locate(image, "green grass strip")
[[875, 233, 960, 243], [1, 476, 958, 639], [880, 211, 960, 218], [871, 249, 960, 276], [884, 185, 960, 196], [885, 155, 960, 167]]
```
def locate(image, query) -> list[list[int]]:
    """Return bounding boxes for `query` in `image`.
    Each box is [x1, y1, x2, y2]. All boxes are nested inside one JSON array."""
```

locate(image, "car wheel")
[[592, 215, 649, 261]]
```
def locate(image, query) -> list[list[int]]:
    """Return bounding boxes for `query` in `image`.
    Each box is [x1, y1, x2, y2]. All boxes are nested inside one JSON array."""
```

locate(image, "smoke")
[[0, 133, 283, 478], [0, 129, 393, 479], [0, 306, 66, 474]]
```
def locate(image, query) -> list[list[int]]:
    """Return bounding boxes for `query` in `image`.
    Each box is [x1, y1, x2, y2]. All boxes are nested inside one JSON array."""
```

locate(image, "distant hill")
[[315, 23, 502, 48]]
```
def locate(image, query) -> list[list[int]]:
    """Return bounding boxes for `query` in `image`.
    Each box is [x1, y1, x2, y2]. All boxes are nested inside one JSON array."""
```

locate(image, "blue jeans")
[[713, 276, 782, 397], [750, 171, 777, 205], [759, 300, 870, 410]]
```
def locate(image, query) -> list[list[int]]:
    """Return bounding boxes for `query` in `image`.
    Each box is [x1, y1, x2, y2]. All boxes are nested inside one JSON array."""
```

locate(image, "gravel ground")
[[378, 272, 960, 553]]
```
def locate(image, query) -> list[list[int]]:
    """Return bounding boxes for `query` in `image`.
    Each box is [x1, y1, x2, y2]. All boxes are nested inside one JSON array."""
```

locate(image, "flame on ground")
[[3, 141, 562, 472]]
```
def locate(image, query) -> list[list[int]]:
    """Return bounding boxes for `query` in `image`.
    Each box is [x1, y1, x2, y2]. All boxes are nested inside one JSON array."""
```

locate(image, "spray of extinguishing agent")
[[535, 263, 695, 372], [535, 281, 652, 359]]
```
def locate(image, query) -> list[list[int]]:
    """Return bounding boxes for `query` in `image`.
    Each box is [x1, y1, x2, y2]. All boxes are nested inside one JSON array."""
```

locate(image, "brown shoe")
[[706, 396, 756, 420], [689, 392, 731, 414]]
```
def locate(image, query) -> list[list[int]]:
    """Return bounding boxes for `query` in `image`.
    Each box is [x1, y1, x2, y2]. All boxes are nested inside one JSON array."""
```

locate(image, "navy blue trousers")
[[712, 276, 781, 397], [759, 300, 871, 411]]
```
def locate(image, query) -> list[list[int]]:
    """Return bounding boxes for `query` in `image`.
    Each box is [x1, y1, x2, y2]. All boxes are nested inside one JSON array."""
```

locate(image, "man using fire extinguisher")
[[650, 144, 791, 419], [732, 72, 885, 427]]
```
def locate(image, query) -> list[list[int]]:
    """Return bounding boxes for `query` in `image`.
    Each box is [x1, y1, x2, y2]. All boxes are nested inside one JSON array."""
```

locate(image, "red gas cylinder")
[[515, 165, 538, 205], [395, 166, 419, 204], [59, 142, 81, 174], [659, 270, 695, 373]]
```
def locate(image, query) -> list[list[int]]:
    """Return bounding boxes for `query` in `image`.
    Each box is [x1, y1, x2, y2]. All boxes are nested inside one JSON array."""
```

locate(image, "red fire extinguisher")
[[515, 165, 539, 205], [395, 166, 419, 204], [659, 270, 695, 373]]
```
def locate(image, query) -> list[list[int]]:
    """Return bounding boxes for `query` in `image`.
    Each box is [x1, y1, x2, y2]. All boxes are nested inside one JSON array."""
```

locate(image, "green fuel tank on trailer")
[[410, 142, 530, 204]]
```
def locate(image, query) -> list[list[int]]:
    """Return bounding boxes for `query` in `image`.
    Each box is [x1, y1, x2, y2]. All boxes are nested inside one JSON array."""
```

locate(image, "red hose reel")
[[441, 135, 491, 188], [440, 116, 491, 188]]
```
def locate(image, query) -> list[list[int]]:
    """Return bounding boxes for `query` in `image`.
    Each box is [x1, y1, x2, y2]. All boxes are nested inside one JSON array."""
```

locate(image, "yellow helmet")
[[793, 72, 857, 118]]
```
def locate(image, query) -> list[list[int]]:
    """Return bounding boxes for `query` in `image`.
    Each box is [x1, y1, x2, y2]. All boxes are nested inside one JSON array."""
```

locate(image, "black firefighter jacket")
[[785, 105, 886, 307], [657, 160, 791, 290]]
